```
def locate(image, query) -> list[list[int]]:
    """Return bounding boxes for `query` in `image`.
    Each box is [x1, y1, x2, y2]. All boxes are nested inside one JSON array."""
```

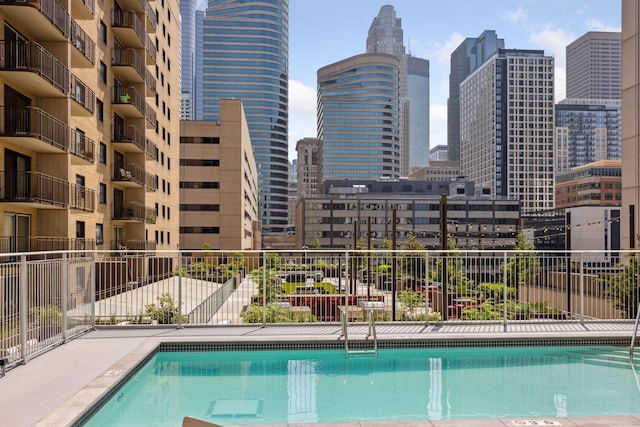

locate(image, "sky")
[[287, 0, 621, 161]]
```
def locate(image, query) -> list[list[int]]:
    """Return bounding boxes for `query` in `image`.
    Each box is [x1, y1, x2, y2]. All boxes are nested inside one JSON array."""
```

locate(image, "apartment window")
[[96, 99, 103, 122], [167, 207, 170, 220], [99, 21, 107, 44], [167, 232, 170, 245], [167, 158, 170, 170], [167, 182, 170, 195], [162, 205, 165, 219], [99, 183, 106, 204], [99, 142, 107, 164], [162, 179, 165, 193], [99, 61, 106, 84], [76, 221, 85, 239], [96, 223, 104, 245], [155, 230, 158, 244]]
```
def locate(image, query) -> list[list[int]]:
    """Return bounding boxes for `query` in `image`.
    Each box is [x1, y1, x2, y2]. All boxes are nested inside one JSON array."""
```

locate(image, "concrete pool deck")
[[2, 322, 640, 427]]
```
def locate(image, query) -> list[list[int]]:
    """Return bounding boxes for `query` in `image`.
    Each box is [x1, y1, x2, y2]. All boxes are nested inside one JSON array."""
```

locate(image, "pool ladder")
[[631, 302, 640, 358], [341, 309, 377, 358]]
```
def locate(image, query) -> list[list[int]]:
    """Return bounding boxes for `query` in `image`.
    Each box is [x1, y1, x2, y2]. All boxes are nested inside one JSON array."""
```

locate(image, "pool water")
[[83, 346, 640, 426]]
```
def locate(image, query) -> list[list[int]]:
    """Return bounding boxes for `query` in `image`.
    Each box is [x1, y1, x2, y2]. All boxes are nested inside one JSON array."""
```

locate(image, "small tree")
[[400, 232, 426, 289], [429, 236, 474, 294], [606, 244, 640, 319], [313, 238, 321, 249], [503, 231, 539, 288], [399, 288, 426, 320], [144, 293, 185, 324]]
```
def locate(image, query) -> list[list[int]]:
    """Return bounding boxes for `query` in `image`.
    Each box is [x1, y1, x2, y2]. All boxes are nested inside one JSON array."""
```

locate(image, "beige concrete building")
[[0, 0, 180, 253], [622, 0, 640, 249], [179, 99, 260, 251]]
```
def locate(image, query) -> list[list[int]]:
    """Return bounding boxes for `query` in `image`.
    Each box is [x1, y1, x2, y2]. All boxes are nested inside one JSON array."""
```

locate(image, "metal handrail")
[[341, 310, 349, 357], [631, 302, 640, 357], [367, 309, 378, 357]]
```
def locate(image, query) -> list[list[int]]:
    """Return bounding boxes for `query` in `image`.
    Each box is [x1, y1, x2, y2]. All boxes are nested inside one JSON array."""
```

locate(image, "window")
[[96, 99, 104, 122], [96, 223, 104, 245], [76, 221, 85, 239], [99, 142, 107, 164], [99, 183, 106, 204], [167, 207, 170, 219], [99, 61, 106, 84], [167, 232, 170, 245], [167, 158, 170, 170], [99, 21, 107, 44]]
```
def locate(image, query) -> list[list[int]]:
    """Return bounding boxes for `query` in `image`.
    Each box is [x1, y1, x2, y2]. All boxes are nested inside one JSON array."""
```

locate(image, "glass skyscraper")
[[180, 0, 203, 120], [202, 0, 289, 233], [317, 53, 401, 180]]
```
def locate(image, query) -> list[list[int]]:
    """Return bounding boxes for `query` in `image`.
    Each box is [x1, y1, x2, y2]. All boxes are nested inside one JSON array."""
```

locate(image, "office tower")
[[448, 31, 504, 162], [202, 0, 289, 234], [429, 145, 448, 161], [566, 31, 621, 100], [0, 0, 180, 253], [287, 158, 297, 230], [407, 56, 430, 168], [621, 0, 640, 248], [179, 100, 260, 250], [555, 99, 621, 173], [366, 5, 429, 172], [460, 49, 555, 214], [296, 137, 320, 198], [317, 54, 401, 181], [180, 1, 204, 120], [556, 160, 621, 209]]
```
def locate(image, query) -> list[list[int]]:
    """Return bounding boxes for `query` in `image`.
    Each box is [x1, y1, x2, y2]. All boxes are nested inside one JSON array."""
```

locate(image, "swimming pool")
[[81, 345, 640, 426]]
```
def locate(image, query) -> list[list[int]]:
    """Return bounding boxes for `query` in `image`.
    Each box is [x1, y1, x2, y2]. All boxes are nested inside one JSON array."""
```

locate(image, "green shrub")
[[144, 293, 187, 324]]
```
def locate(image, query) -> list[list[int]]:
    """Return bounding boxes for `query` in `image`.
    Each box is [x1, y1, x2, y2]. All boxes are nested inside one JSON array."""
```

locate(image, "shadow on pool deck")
[[0, 323, 639, 427]]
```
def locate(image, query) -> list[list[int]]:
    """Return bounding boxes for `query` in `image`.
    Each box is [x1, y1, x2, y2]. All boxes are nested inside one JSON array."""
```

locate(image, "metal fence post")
[[503, 252, 508, 329], [425, 250, 430, 325], [177, 250, 183, 328], [262, 251, 267, 326], [62, 253, 68, 341], [579, 253, 584, 324], [19, 255, 27, 364], [90, 251, 96, 328]]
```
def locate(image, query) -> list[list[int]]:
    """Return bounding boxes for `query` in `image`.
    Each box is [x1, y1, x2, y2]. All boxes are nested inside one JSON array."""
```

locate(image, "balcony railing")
[[0, 40, 69, 95], [70, 0, 94, 19], [70, 74, 95, 114], [112, 239, 156, 251], [111, 9, 145, 48], [0, 171, 69, 207], [112, 124, 145, 152], [145, 138, 158, 160], [145, 103, 156, 127], [112, 47, 146, 82], [69, 182, 95, 211], [0, 236, 95, 253], [145, 34, 156, 63], [70, 20, 95, 66], [112, 163, 144, 187], [0, 106, 69, 153], [144, 0, 157, 31], [113, 201, 149, 222], [70, 128, 95, 163], [112, 84, 145, 118]]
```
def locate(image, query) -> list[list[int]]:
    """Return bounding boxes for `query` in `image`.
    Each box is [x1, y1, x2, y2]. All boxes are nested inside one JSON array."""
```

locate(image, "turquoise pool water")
[[83, 346, 640, 426]]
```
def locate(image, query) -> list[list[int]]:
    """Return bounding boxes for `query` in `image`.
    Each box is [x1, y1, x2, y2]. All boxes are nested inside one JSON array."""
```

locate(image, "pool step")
[[550, 348, 632, 368]]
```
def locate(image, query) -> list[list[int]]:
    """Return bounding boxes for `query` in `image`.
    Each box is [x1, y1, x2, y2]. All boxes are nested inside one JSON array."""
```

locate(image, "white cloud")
[[430, 104, 447, 148], [585, 19, 621, 32], [502, 6, 528, 25], [412, 32, 465, 65], [288, 80, 317, 159]]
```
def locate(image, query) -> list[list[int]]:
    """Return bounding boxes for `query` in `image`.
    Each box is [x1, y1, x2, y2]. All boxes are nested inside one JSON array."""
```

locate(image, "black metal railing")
[[71, 128, 95, 163], [70, 21, 95, 65], [70, 74, 95, 114], [0, 40, 69, 94], [0, 171, 69, 207], [0, 106, 70, 152]]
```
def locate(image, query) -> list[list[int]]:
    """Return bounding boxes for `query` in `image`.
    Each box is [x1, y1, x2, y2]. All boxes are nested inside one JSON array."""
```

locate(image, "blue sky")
[[287, 0, 621, 160]]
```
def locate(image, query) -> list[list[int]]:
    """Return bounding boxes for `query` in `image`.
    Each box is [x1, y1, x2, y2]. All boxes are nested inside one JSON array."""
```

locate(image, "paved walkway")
[[1, 322, 639, 427]]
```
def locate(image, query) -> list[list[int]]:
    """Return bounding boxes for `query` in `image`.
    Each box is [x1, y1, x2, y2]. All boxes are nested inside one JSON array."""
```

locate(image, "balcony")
[[112, 124, 145, 153], [70, 0, 94, 20], [0, 171, 69, 208], [70, 128, 95, 164], [145, 68, 156, 95], [0, 0, 69, 41], [70, 74, 95, 116], [112, 162, 155, 192], [69, 182, 95, 211], [112, 201, 151, 222], [112, 85, 145, 119], [0, 40, 69, 97], [144, 1, 157, 31], [112, 47, 146, 84], [145, 138, 157, 160], [145, 104, 156, 128], [145, 34, 156, 64], [70, 21, 95, 67], [112, 9, 145, 49], [111, 239, 156, 252], [0, 106, 70, 154], [0, 236, 95, 253]]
